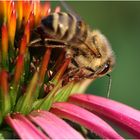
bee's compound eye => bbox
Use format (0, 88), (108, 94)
(99, 63), (110, 75)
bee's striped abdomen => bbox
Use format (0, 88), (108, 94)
(40, 12), (88, 44)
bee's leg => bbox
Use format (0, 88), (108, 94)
(84, 66), (95, 79)
(28, 38), (44, 48)
(64, 66), (96, 83)
(44, 38), (69, 48)
(62, 67), (85, 85)
(28, 38), (69, 48)
(62, 68), (79, 85)
(62, 57), (84, 84)
(73, 69), (85, 81)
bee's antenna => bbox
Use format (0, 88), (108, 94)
(106, 74), (112, 98)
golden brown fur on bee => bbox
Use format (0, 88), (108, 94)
(65, 30), (115, 80)
(35, 12), (115, 80)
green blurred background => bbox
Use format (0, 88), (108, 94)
(51, 1), (140, 110)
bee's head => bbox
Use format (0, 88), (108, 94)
(89, 30), (115, 77)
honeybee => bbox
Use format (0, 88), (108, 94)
(28, 6), (115, 81)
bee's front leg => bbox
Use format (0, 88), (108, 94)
(62, 67), (85, 85)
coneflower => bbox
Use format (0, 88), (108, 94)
(0, 1), (140, 139)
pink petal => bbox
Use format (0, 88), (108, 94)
(5, 113), (48, 139)
(28, 110), (84, 139)
(68, 94), (140, 137)
(51, 102), (123, 139)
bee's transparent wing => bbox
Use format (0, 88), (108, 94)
(59, 0), (83, 21)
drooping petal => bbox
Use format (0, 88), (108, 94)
(68, 94), (140, 137)
(5, 113), (48, 139)
(51, 102), (123, 139)
(28, 110), (84, 139)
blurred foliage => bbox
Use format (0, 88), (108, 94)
(51, 1), (140, 110)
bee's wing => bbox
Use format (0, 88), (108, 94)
(59, 1), (83, 21)
(28, 38), (68, 48)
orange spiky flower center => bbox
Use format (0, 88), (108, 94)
(0, 1), (82, 117)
